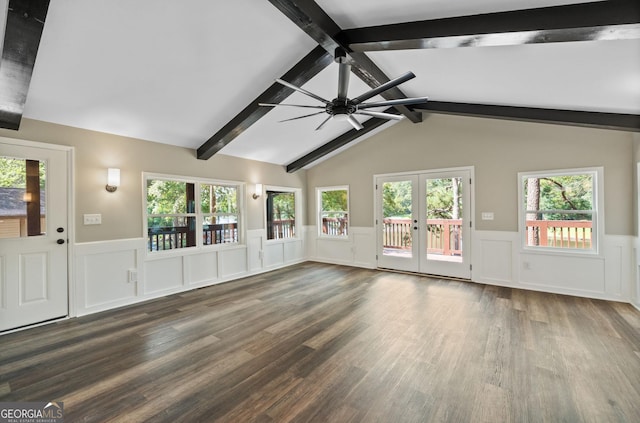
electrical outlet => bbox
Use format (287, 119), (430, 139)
(83, 214), (102, 225)
(128, 269), (138, 283)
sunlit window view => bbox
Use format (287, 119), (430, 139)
(267, 191), (296, 240)
(146, 178), (239, 252)
(0, 156), (46, 239)
(319, 187), (348, 237)
(523, 172), (595, 251)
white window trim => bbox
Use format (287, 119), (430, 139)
(317, 185), (350, 240)
(517, 167), (604, 256)
(264, 185), (302, 243)
(143, 172), (245, 256)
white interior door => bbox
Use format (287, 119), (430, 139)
(0, 141), (69, 332)
(376, 169), (472, 279)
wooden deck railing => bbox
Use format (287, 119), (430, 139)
(381, 218), (593, 254)
(322, 217), (348, 236)
(526, 220), (592, 248)
(148, 223), (238, 251)
(382, 218), (463, 256)
(269, 218), (295, 239)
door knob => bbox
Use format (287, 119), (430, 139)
(57, 239), (65, 245)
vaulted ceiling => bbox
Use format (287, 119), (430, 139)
(2, 0), (639, 171)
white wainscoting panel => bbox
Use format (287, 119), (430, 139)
(185, 251), (218, 287)
(473, 231), (518, 285)
(472, 230), (633, 302)
(284, 239), (304, 264)
(306, 226), (375, 269)
(264, 242), (285, 269)
(246, 229), (263, 272)
(145, 255), (184, 295)
(75, 238), (145, 315)
(219, 247), (248, 278)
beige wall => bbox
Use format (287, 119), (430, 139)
(0, 119), (306, 242)
(307, 114), (635, 235)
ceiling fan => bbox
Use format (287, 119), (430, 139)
(259, 49), (428, 131)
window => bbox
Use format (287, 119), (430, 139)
(318, 186), (349, 238)
(0, 157), (46, 238)
(519, 168), (601, 253)
(266, 189), (297, 240)
(145, 175), (241, 252)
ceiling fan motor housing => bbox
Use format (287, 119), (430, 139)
(326, 99), (357, 116)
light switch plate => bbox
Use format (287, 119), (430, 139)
(83, 214), (102, 225)
(481, 212), (494, 220)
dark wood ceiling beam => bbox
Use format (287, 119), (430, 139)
(415, 101), (640, 132)
(197, 46), (332, 160)
(267, 0), (421, 124)
(341, 0), (640, 52)
(0, 0), (50, 130)
(286, 108), (396, 173)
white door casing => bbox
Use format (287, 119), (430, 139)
(376, 167), (473, 279)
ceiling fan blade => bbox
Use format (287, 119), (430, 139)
(259, 103), (325, 109)
(347, 115), (364, 131)
(275, 78), (330, 104)
(315, 115), (332, 131)
(337, 62), (351, 100)
(279, 111), (326, 123)
(355, 110), (403, 120)
(357, 97), (429, 109)
(351, 72), (416, 105)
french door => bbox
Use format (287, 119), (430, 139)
(0, 140), (69, 332)
(376, 168), (472, 279)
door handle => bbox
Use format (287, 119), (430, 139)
(57, 239), (65, 245)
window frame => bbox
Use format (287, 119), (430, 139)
(517, 167), (603, 256)
(317, 185), (350, 240)
(264, 185), (301, 243)
(143, 173), (245, 256)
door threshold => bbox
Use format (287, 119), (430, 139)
(377, 267), (471, 282)
(0, 315), (69, 336)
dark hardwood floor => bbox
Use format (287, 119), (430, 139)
(1, 262), (640, 422)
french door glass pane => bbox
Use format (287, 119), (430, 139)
(381, 180), (413, 258)
(425, 177), (463, 263)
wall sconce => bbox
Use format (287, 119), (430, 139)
(23, 192), (33, 202)
(106, 168), (120, 193)
(252, 183), (263, 200)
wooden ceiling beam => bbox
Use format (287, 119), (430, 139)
(197, 46), (332, 160)
(415, 101), (640, 133)
(341, 0), (640, 52)
(0, 0), (50, 130)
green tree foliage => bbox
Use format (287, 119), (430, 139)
(382, 181), (411, 218)
(201, 184), (237, 214)
(147, 180), (188, 215)
(321, 189), (347, 212)
(270, 192), (295, 220)
(426, 178), (462, 219)
(524, 174), (593, 220)
(0, 157), (46, 188)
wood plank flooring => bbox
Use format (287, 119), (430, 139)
(1, 262), (640, 422)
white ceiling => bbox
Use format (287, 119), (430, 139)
(19, 0), (640, 168)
